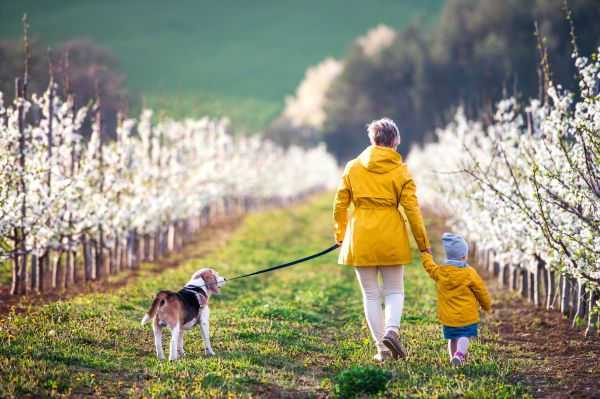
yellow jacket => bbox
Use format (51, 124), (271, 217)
(421, 253), (492, 327)
(333, 146), (430, 266)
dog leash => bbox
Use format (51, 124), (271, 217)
(187, 243), (340, 290)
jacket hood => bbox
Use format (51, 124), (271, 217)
(438, 266), (471, 290)
(357, 146), (402, 174)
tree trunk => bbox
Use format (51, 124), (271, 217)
(97, 235), (105, 278)
(65, 245), (71, 288)
(585, 290), (598, 337)
(115, 239), (122, 273)
(30, 254), (38, 291)
(83, 243), (92, 282)
(528, 270), (535, 303)
(11, 251), (20, 295)
(570, 278), (579, 318)
(498, 264), (509, 286)
(133, 233), (139, 266)
(71, 247), (77, 285)
(148, 232), (155, 262)
(546, 268), (556, 310)
(61, 245), (69, 289)
(127, 231), (134, 268)
(19, 253), (27, 294)
(167, 224), (174, 253)
(53, 250), (64, 290)
(543, 265), (549, 298)
(573, 282), (588, 328)
(43, 249), (53, 291)
(509, 266), (518, 291)
(108, 248), (114, 274)
(519, 267), (528, 297)
(90, 245), (96, 279)
(534, 262), (543, 307)
(158, 227), (165, 257)
(38, 252), (45, 292)
(497, 263), (503, 284)
(178, 223), (184, 249)
(203, 206), (210, 227)
(138, 235), (145, 263)
(172, 224), (178, 252)
(560, 275), (571, 316)
(121, 239), (127, 270)
(145, 234), (151, 260)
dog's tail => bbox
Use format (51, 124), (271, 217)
(141, 291), (170, 325)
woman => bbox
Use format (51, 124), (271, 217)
(333, 117), (431, 362)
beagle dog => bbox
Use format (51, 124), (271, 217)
(141, 268), (226, 361)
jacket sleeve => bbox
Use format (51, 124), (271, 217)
(333, 164), (353, 242)
(399, 166), (430, 251)
(470, 269), (492, 313)
(421, 253), (440, 282)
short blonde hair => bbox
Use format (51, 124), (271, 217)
(366, 118), (400, 147)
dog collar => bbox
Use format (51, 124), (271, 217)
(182, 285), (208, 297)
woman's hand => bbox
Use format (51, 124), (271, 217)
(337, 240), (343, 247)
(421, 248), (432, 255)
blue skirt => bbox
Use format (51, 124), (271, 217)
(443, 323), (478, 339)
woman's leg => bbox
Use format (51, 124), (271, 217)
(379, 265), (405, 335)
(354, 266), (386, 352)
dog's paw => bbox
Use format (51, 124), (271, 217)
(205, 348), (216, 356)
(169, 355), (178, 361)
(177, 351), (186, 358)
(157, 354), (166, 360)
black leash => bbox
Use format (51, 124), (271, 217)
(187, 243), (339, 290)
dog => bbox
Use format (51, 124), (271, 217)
(141, 268), (226, 361)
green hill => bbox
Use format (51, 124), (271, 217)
(0, 0), (445, 133)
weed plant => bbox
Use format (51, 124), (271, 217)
(0, 194), (532, 398)
(333, 366), (391, 398)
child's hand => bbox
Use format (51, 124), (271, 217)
(421, 249), (432, 256)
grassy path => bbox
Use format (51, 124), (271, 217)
(0, 193), (530, 398)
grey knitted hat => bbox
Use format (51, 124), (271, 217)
(442, 233), (469, 261)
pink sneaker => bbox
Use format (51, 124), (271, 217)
(451, 351), (465, 367)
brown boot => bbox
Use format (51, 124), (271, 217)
(382, 331), (406, 360)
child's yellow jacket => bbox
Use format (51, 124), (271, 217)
(421, 253), (492, 327)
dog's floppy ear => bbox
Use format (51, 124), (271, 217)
(201, 270), (220, 295)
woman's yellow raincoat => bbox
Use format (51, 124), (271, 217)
(333, 146), (430, 266)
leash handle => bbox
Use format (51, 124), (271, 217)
(196, 243), (340, 288)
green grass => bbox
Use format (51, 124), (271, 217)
(0, 193), (532, 398)
(0, 0), (446, 133)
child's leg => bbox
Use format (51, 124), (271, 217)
(456, 337), (470, 355)
(448, 339), (457, 358)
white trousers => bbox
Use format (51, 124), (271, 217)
(354, 265), (405, 352)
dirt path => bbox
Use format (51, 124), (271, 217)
(0, 214), (245, 316)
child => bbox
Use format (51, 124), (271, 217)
(421, 233), (492, 366)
